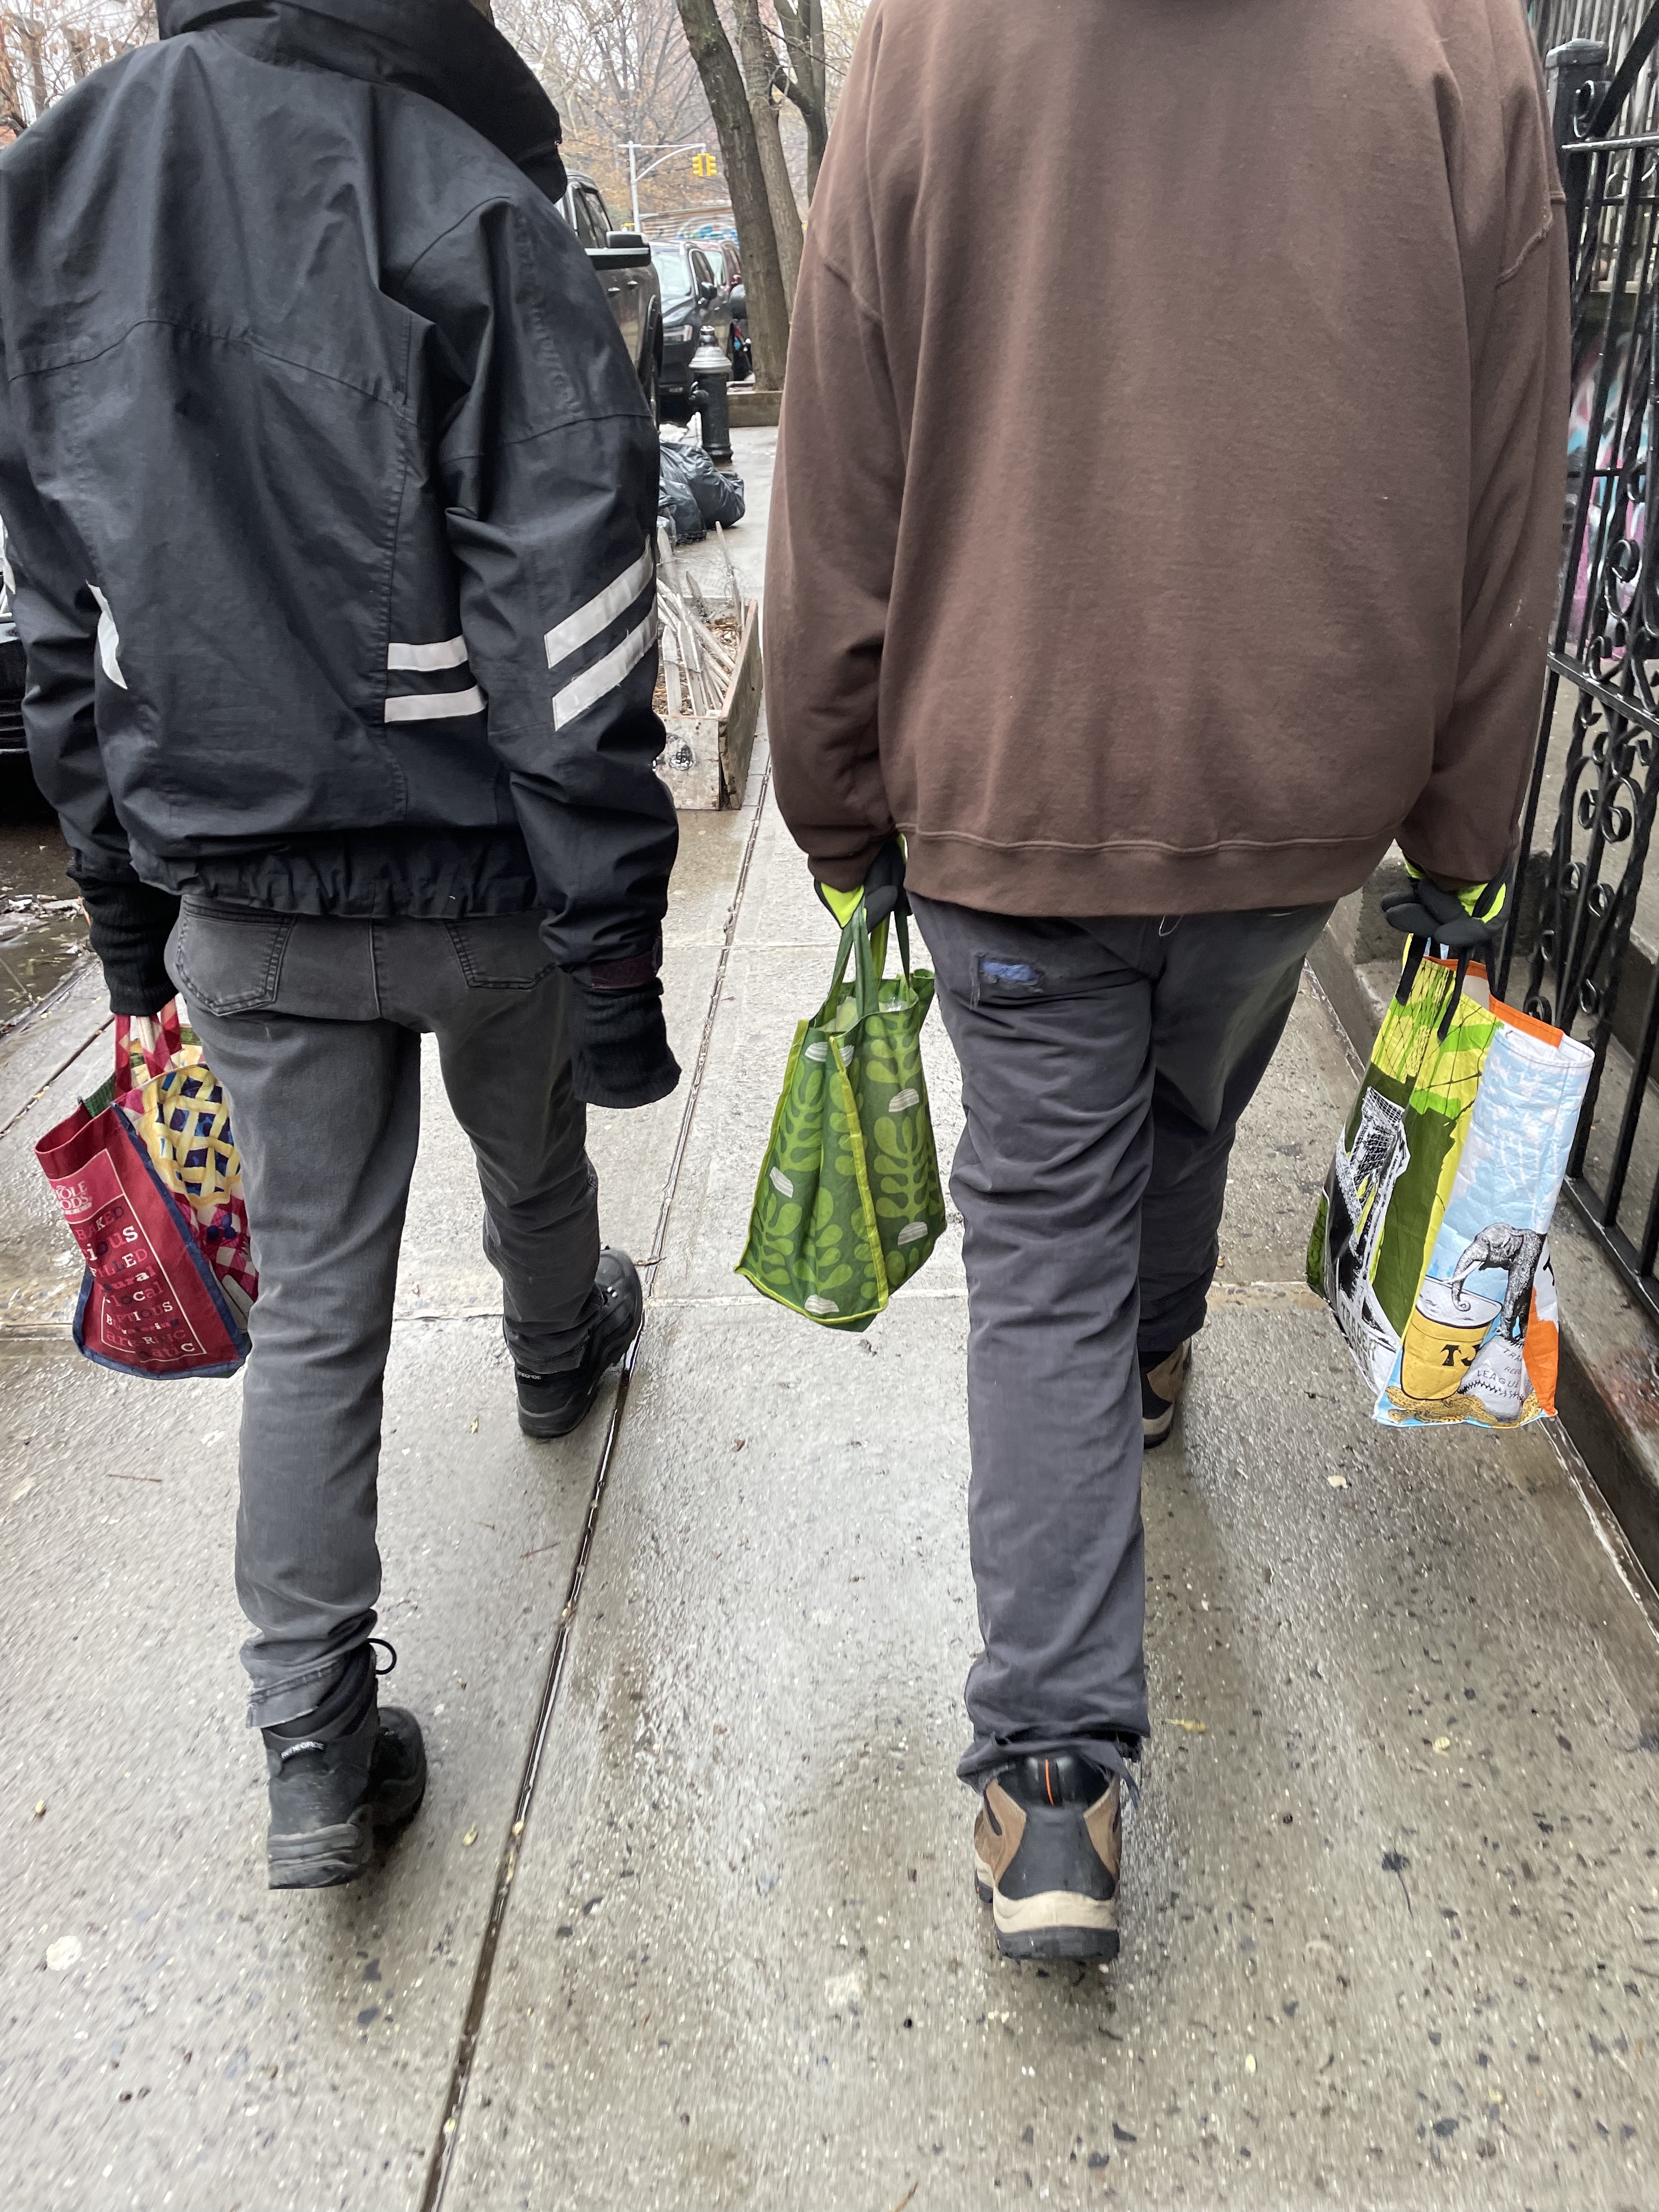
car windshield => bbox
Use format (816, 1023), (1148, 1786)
(654, 249), (692, 300)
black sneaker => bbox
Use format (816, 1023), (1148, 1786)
(516, 1248), (643, 1438)
(263, 1649), (426, 1890)
(1141, 1340), (1192, 1448)
(973, 1753), (1122, 1961)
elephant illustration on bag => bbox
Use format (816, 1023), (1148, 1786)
(1450, 1223), (1547, 1340)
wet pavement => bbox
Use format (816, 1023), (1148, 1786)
(0, 758), (86, 1033)
(4, 431), (1659, 2211)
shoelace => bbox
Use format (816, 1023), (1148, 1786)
(274, 1642), (396, 1762)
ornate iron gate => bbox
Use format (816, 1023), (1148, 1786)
(1494, 7), (1659, 1323)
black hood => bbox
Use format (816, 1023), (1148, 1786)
(155, 0), (566, 201)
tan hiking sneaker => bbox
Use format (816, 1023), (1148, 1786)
(973, 1753), (1121, 1961)
(1141, 1340), (1192, 1448)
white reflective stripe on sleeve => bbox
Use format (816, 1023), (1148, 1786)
(387, 636), (468, 672)
(551, 610), (658, 730)
(543, 544), (653, 670)
(89, 585), (127, 689)
(384, 686), (486, 723)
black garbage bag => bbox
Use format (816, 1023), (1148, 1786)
(658, 437), (746, 544)
(658, 440), (704, 543)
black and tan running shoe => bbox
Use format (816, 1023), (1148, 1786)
(973, 1753), (1121, 1961)
(1141, 1340), (1192, 1448)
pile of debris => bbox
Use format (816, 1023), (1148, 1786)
(654, 521), (744, 720)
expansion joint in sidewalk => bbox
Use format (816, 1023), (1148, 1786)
(418, 764), (774, 2212)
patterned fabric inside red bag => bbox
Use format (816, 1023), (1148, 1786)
(35, 997), (257, 1378)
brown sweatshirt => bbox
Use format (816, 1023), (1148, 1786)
(764, 0), (1570, 913)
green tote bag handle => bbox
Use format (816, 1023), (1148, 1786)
(818, 905), (915, 1031)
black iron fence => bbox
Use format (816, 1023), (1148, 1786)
(1495, 7), (1659, 1322)
(1531, 1), (1659, 129)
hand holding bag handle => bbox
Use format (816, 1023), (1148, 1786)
(1380, 867), (1509, 1038)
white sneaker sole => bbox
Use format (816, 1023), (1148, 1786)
(974, 1849), (1119, 1957)
(993, 1886), (1117, 1937)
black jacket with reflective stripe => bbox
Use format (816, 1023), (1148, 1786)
(0, 0), (675, 971)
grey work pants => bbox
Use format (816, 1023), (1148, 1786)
(909, 896), (1333, 1785)
(170, 904), (601, 1727)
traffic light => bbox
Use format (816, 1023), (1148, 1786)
(691, 151), (719, 178)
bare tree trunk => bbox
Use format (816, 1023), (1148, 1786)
(672, 0), (790, 386)
(776, 0), (828, 199)
(0, 27), (27, 137)
(12, 16), (47, 120)
(732, 0), (802, 308)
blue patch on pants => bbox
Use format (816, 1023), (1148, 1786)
(975, 956), (1045, 1002)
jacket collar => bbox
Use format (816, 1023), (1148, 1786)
(154, 0), (566, 202)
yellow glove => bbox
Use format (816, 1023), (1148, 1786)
(1401, 861), (1506, 925)
(813, 837), (907, 931)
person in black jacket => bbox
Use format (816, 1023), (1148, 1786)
(0, 0), (680, 1888)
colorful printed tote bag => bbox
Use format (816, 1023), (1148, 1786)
(1310, 950), (1592, 1429)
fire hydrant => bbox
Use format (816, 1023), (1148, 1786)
(689, 325), (733, 467)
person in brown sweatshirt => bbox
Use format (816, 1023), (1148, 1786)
(765, 0), (1568, 1960)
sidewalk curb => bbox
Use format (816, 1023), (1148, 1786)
(727, 388), (781, 428)
(1309, 889), (1659, 1596)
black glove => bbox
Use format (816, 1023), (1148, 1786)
(74, 874), (180, 1015)
(566, 978), (681, 1110)
(1379, 868), (1508, 1037)
(1378, 870), (1505, 955)
(814, 836), (908, 930)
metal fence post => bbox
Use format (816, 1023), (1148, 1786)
(1547, 40), (1611, 274)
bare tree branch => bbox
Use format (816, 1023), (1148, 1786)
(0, 1), (155, 138)
(732, 0), (800, 302)
(772, 0), (827, 196)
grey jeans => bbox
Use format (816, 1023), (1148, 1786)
(170, 904), (600, 1727)
(909, 895), (1334, 1785)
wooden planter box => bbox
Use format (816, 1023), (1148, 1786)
(654, 598), (762, 811)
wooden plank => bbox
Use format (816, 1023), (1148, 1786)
(654, 599), (762, 812)
(656, 708), (724, 810)
(717, 600), (762, 807)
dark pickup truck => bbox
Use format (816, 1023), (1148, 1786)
(556, 172), (663, 420)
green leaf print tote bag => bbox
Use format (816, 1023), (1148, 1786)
(736, 905), (948, 1331)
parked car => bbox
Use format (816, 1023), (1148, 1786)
(650, 240), (733, 420)
(555, 172), (663, 418)
(698, 242), (752, 380)
(0, 527), (28, 771)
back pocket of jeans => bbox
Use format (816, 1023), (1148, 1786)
(169, 902), (296, 1015)
(972, 954), (1049, 1005)
(444, 916), (557, 990)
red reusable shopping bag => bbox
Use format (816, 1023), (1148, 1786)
(34, 1001), (256, 1379)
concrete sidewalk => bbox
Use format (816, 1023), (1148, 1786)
(5, 432), (1659, 2211)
